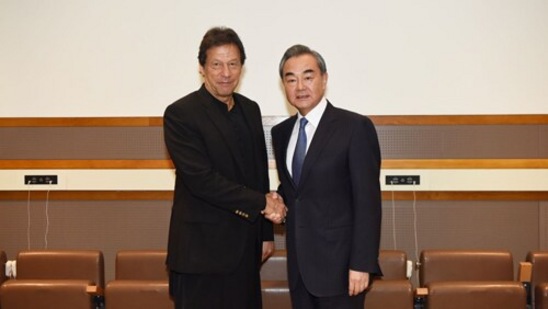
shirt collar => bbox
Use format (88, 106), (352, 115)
(297, 97), (327, 128)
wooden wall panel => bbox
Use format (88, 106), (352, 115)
(0, 115), (546, 283)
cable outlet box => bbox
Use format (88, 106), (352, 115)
(24, 175), (58, 185)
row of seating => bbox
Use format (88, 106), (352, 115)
(261, 249), (548, 309)
(0, 250), (171, 309)
(0, 249), (546, 308)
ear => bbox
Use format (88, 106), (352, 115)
(323, 72), (329, 87)
(199, 65), (205, 77)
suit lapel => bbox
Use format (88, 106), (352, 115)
(277, 115), (298, 188)
(299, 103), (338, 186)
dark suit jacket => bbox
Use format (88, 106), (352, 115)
(163, 84), (273, 274)
(271, 102), (382, 297)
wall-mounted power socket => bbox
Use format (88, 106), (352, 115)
(385, 175), (420, 185)
(24, 175), (58, 185)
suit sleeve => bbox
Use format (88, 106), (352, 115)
(163, 103), (266, 222)
(348, 117), (382, 275)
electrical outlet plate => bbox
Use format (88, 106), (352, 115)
(24, 175), (58, 185)
(385, 175), (420, 185)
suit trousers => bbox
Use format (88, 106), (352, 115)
(169, 236), (262, 309)
(290, 271), (365, 309)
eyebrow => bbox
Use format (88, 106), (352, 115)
(210, 57), (241, 64)
(283, 69), (315, 78)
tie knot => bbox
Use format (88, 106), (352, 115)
(299, 117), (308, 129)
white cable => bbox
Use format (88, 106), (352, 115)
(44, 181), (51, 249)
(26, 181), (32, 250)
(390, 181), (397, 250)
(412, 181), (420, 265)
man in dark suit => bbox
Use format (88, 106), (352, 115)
(163, 27), (286, 309)
(271, 44), (382, 309)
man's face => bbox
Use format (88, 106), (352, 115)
(281, 54), (328, 116)
(199, 44), (242, 104)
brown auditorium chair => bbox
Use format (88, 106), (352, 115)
(426, 281), (526, 309)
(419, 249), (514, 286)
(261, 250), (291, 309)
(538, 285), (548, 309)
(261, 250), (414, 309)
(365, 250), (414, 309)
(0, 250), (7, 284)
(419, 249), (526, 309)
(0, 250), (104, 309)
(526, 251), (548, 309)
(105, 250), (173, 309)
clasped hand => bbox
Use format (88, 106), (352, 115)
(262, 192), (287, 224)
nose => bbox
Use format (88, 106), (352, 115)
(220, 64), (231, 77)
(296, 78), (305, 90)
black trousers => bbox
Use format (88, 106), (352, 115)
(169, 239), (262, 309)
(290, 271), (366, 309)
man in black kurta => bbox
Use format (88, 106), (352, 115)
(163, 27), (285, 309)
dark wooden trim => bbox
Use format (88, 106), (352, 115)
(382, 191), (548, 201)
(0, 191), (174, 200)
(0, 117), (162, 127)
(369, 114), (548, 125)
(1, 115), (547, 127)
(0, 160), (174, 169)
(2, 159), (548, 169)
(1, 190), (546, 201)
(381, 159), (548, 169)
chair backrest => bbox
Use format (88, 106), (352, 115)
(536, 283), (548, 309)
(261, 250), (408, 282)
(260, 250), (287, 281)
(378, 250), (407, 280)
(0, 279), (97, 309)
(115, 250), (168, 280)
(527, 251), (548, 287)
(0, 250), (7, 283)
(16, 250), (104, 288)
(419, 249), (514, 286)
(426, 281), (526, 309)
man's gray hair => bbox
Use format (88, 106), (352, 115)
(278, 44), (327, 78)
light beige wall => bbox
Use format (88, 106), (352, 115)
(1, 0), (548, 117)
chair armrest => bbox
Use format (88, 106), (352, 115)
(415, 287), (429, 297)
(86, 285), (103, 296)
(519, 262), (532, 283)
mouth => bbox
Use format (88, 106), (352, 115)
(218, 80), (233, 86)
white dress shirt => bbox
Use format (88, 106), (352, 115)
(286, 98), (328, 177)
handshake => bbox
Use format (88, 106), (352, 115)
(262, 192), (287, 224)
